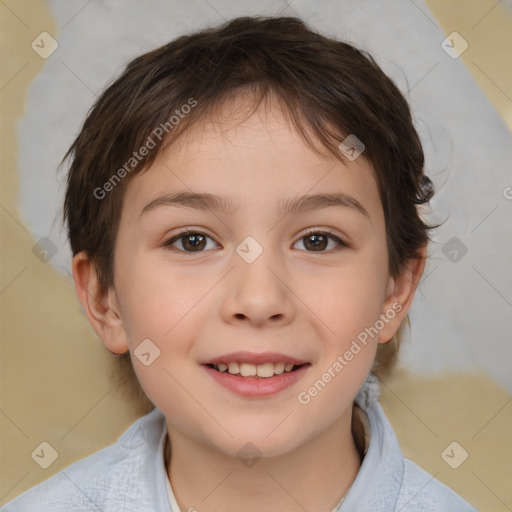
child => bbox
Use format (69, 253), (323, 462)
(1, 15), (478, 512)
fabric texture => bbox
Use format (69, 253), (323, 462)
(0, 374), (479, 511)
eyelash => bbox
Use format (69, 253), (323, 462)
(162, 228), (351, 253)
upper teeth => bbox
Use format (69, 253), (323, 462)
(215, 362), (296, 378)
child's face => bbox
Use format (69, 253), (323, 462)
(102, 97), (405, 456)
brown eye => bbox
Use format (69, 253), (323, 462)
(164, 231), (216, 252)
(294, 231), (349, 252)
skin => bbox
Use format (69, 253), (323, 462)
(73, 94), (426, 512)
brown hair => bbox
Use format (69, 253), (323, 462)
(62, 15), (439, 411)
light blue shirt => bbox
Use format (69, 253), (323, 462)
(0, 374), (479, 511)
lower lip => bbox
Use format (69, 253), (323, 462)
(202, 364), (310, 397)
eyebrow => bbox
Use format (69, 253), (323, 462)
(139, 191), (370, 219)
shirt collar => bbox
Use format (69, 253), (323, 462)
(338, 373), (404, 511)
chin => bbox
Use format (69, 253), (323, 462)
(211, 419), (311, 459)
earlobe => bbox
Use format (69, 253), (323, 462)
(71, 251), (129, 354)
(377, 244), (427, 343)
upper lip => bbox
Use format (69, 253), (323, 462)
(202, 351), (309, 366)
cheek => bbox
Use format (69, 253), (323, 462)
(116, 252), (211, 342)
(311, 261), (387, 340)
(294, 270), (383, 420)
(115, 255), (214, 402)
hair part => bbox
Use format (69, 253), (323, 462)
(62, 15), (440, 409)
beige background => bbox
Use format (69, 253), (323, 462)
(1, 1), (511, 510)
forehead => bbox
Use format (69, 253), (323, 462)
(122, 95), (384, 226)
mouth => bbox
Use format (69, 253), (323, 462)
(201, 361), (311, 399)
(200, 352), (312, 397)
(204, 361), (309, 379)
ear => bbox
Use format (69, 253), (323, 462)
(71, 251), (129, 354)
(377, 244), (427, 343)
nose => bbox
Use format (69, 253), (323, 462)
(219, 250), (296, 328)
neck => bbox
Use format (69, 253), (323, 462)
(165, 405), (362, 512)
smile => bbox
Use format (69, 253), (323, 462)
(207, 361), (304, 378)
(202, 362), (311, 397)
